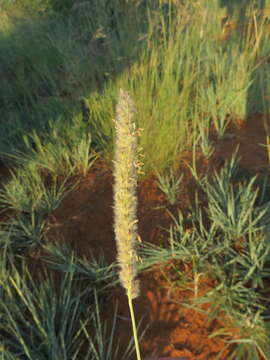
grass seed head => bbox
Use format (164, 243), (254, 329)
(113, 88), (140, 299)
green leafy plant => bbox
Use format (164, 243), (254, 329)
(43, 244), (118, 291)
(5, 115), (98, 178)
(0, 166), (71, 215)
(204, 154), (269, 240)
(196, 118), (214, 159)
(199, 47), (254, 138)
(0, 213), (45, 250)
(231, 230), (270, 288)
(0, 263), (91, 359)
(155, 169), (183, 205)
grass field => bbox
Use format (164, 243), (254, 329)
(1, 0), (270, 359)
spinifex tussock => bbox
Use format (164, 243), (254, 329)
(113, 88), (142, 360)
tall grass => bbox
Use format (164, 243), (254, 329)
(113, 89), (141, 360)
(86, 0), (268, 170)
(1, 0), (269, 173)
(88, 3), (204, 170)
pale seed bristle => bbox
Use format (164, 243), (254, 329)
(113, 88), (140, 300)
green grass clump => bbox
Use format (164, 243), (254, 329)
(0, 260), (91, 359)
(0, 254), (136, 360)
(140, 154), (270, 359)
(0, 166), (69, 214)
(155, 168), (183, 206)
(0, 163), (71, 251)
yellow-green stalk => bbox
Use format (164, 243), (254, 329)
(113, 89), (142, 360)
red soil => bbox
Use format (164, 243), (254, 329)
(46, 166), (236, 359)
(2, 115), (268, 359)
